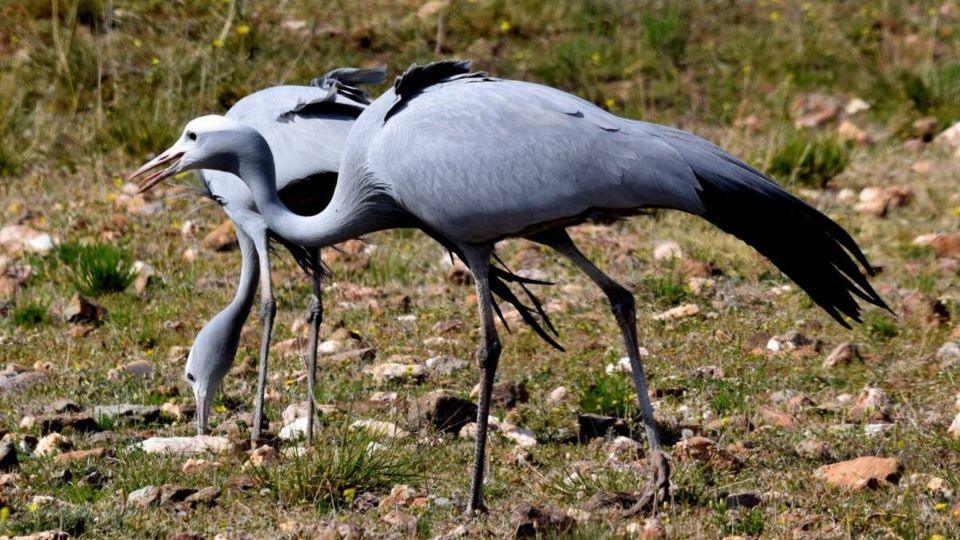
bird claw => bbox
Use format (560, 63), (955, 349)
(623, 450), (670, 517)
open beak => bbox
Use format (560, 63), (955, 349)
(129, 145), (186, 194)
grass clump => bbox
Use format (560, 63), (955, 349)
(767, 130), (849, 188)
(11, 300), (48, 327)
(260, 419), (421, 507)
(58, 243), (136, 296)
(577, 370), (637, 419)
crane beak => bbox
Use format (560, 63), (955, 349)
(129, 147), (186, 194)
(193, 387), (211, 436)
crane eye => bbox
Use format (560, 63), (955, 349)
(187, 131), (197, 141)
(186, 373), (195, 382)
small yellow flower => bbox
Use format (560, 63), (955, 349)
(150, 56), (159, 65)
(0, 506), (8, 522)
(285, 379), (295, 386)
(343, 488), (356, 502)
(28, 501), (39, 513)
(604, 98), (615, 109)
(212, 38), (224, 48)
(952, 206), (960, 217)
(214, 404), (226, 414)
(106, 192), (117, 202)
(133, 38), (142, 48)
(235, 24), (250, 36)
(112, 177), (123, 188)
(934, 502), (947, 511)
(930, 535), (946, 540)
(591, 51), (602, 64)
(499, 20), (512, 33)
(770, 10), (781, 21)
(514, 51), (525, 61)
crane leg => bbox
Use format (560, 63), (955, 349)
(304, 250), (323, 446)
(533, 229), (670, 514)
(462, 244), (500, 514)
(252, 246), (276, 449)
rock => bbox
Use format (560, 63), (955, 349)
(94, 404), (161, 425)
(758, 407), (794, 428)
(547, 386), (571, 406)
(132, 261), (161, 295)
(64, 293), (106, 324)
(937, 341), (960, 366)
(365, 362), (427, 385)
(854, 186), (913, 217)
(937, 121), (960, 147)
(845, 97), (870, 115)
(140, 436), (235, 455)
(168, 346), (190, 363)
(814, 457), (902, 489)
(503, 446), (533, 466)
(948, 412), (960, 439)
(914, 117), (939, 139)
(578, 413), (620, 440)
(407, 390), (477, 433)
(0, 441), (18, 471)
(458, 417), (503, 440)
(469, 380), (529, 409)
(922, 233), (960, 258)
(38, 413), (99, 434)
(786, 394), (816, 413)
(161, 401), (194, 421)
(823, 342), (862, 369)
(55, 447), (107, 463)
(724, 492), (762, 509)
(652, 303), (700, 322)
(160, 484), (198, 505)
(223, 474), (258, 493)
(0, 224), (54, 254)
(907, 473), (954, 500)
(202, 220), (238, 251)
(128, 485), (161, 509)
(50, 399), (82, 413)
(674, 436), (742, 472)
(107, 361), (153, 382)
(244, 445), (278, 469)
(847, 385), (894, 423)
(503, 425), (537, 448)
(690, 365), (725, 380)
(0, 369), (48, 392)
(184, 486), (221, 506)
(653, 240), (684, 261)
(792, 93), (844, 128)
(379, 484), (418, 512)
(795, 438), (831, 459)
(381, 508), (417, 532)
(837, 120), (871, 146)
(182, 458), (220, 475)
(425, 355), (467, 375)
(604, 436), (644, 465)
(350, 419), (411, 439)
(18, 434), (37, 454)
(582, 490), (640, 511)
(440, 252), (471, 285)
(278, 416), (320, 441)
(510, 503), (577, 537)
(766, 331), (814, 353)
(35, 432), (71, 456)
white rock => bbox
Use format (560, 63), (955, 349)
(0, 225), (55, 254)
(604, 349), (649, 374)
(547, 386), (570, 406)
(139, 435), (234, 455)
(317, 339), (344, 355)
(279, 416), (321, 441)
(845, 97), (870, 115)
(652, 303), (700, 322)
(34, 433), (67, 456)
(864, 423), (894, 436)
(653, 240), (684, 261)
(502, 426), (537, 447)
(396, 314), (418, 323)
(949, 412), (960, 439)
(937, 121), (960, 147)
(350, 419), (411, 439)
(937, 341), (960, 365)
(365, 362), (427, 385)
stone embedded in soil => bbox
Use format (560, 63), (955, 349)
(128, 485), (161, 508)
(107, 360), (153, 382)
(50, 399), (81, 413)
(758, 407), (794, 428)
(652, 303), (700, 322)
(55, 447), (108, 463)
(503, 425), (537, 448)
(181, 458), (220, 475)
(424, 354), (468, 375)
(350, 419), (411, 439)
(0, 224), (54, 254)
(38, 413), (99, 434)
(0, 441), (18, 471)
(937, 341), (960, 366)
(406, 389), (477, 434)
(35, 432), (71, 456)
(547, 386), (571, 406)
(846, 385), (894, 423)
(244, 445), (278, 469)
(503, 445), (534, 466)
(652, 240), (684, 261)
(139, 435), (234, 456)
(854, 186), (913, 217)
(365, 362), (427, 385)
(94, 404), (161, 425)
(724, 492), (762, 509)
(381, 509), (417, 533)
(0, 369), (48, 392)
(814, 456), (902, 489)
(577, 413), (622, 441)
(64, 293), (106, 324)
(510, 503), (577, 538)
(202, 219), (238, 252)
(948, 412), (960, 439)
(469, 379), (529, 409)
(795, 438), (831, 460)
(674, 436), (742, 472)
(184, 486), (221, 506)
(582, 490), (640, 512)
(132, 260), (161, 295)
(822, 342), (862, 369)
(379, 484), (418, 512)
(278, 416), (321, 441)
(160, 484), (198, 506)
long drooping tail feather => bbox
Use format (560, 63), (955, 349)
(653, 128), (890, 326)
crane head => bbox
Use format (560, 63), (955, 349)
(130, 115), (256, 193)
(184, 303), (240, 435)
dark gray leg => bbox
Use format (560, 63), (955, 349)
(305, 250), (323, 446)
(534, 229), (669, 512)
(252, 245), (276, 448)
(461, 244), (501, 514)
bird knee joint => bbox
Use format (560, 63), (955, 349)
(260, 300), (277, 321)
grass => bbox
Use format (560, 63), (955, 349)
(57, 242), (136, 297)
(1, 0), (960, 537)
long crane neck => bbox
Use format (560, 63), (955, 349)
(238, 135), (389, 248)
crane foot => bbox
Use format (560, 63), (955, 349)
(623, 450), (670, 517)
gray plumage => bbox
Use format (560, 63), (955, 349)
(133, 60), (888, 513)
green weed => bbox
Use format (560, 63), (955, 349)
(767, 130), (849, 188)
(10, 300), (48, 327)
(58, 242), (136, 296)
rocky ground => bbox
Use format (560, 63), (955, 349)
(3, 1), (960, 538)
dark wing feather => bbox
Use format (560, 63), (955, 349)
(384, 60), (489, 122)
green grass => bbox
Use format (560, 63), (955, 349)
(767, 130), (850, 188)
(11, 300), (48, 327)
(57, 242), (136, 297)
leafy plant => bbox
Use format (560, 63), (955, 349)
(767, 130), (849, 188)
(58, 243), (136, 296)
(641, 10), (688, 67)
(11, 300), (48, 327)
(578, 370), (637, 419)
